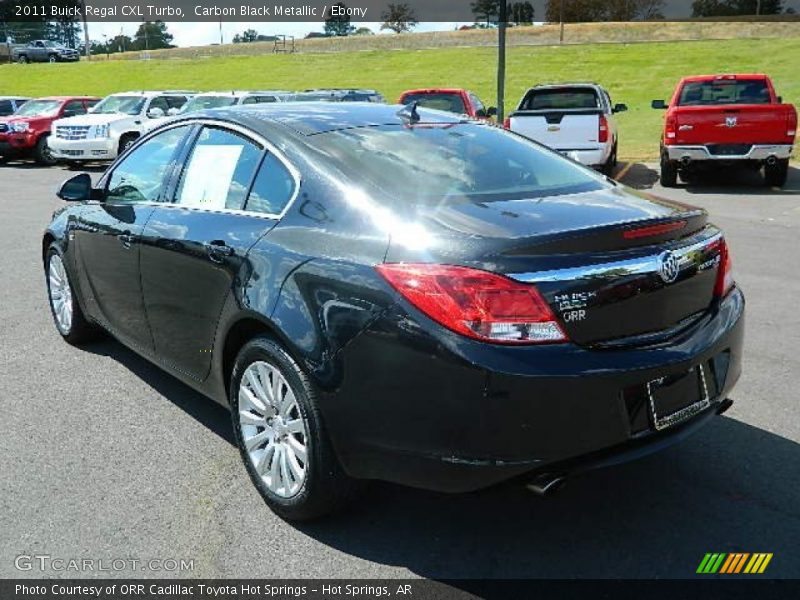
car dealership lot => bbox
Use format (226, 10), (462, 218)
(1, 163), (799, 579)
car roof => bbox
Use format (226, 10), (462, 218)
(194, 90), (293, 97)
(35, 96), (100, 101)
(0, 96), (31, 100)
(401, 88), (468, 95)
(528, 83), (603, 90)
(109, 91), (196, 97)
(679, 74), (768, 83)
(191, 102), (466, 136)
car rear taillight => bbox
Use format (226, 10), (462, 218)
(787, 110), (797, 139)
(598, 114), (609, 143)
(714, 239), (734, 298)
(376, 264), (567, 344)
(503, 116), (511, 129)
(664, 114), (677, 143)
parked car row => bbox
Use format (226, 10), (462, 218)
(2, 73), (795, 187)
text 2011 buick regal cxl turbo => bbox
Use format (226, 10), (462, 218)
(43, 103), (744, 520)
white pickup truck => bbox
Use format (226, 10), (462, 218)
(48, 91), (193, 165)
(506, 83), (627, 175)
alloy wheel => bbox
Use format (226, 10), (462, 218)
(48, 254), (73, 334)
(238, 361), (309, 498)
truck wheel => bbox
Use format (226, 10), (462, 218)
(48, 54), (58, 63)
(660, 154), (678, 188)
(17, 55), (28, 64)
(601, 143), (618, 176)
(118, 134), (138, 155)
(35, 135), (57, 166)
(764, 159), (789, 187)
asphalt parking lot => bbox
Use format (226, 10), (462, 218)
(1, 161), (799, 580)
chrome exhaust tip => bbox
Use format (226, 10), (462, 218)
(526, 473), (567, 496)
(680, 156), (692, 167)
(717, 398), (734, 415)
(765, 155), (778, 167)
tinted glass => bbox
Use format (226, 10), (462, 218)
(314, 123), (606, 204)
(401, 93), (466, 114)
(62, 100), (86, 117)
(176, 127), (263, 211)
(14, 100), (60, 117)
(521, 89), (600, 110)
(0, 101), (13, 116)
(182, 96), (237, 112)
(93, 95), (145, 115)
(148, 97), (169, 115)
(678, 80), (770, 105)
(246, 154), (296, 215)
(106, 126), (188, 204)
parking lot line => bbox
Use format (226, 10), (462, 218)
(614, 161), (634, 182)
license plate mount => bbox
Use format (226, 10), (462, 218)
(647, 365), (710, 431)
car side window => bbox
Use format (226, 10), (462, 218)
(166, 96), (187, 110)
(175, 127), (263, 211)
(148, 97), (169, 116)
(470, 93), (485, 113)
(245, 153), (296, 216)
(106, 126), (189, 205)
(0, 100), (13, 116)
(62, 100), (86, 117)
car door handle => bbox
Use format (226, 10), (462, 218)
(118, 233), (135, 249)
(204, 241), (235, 262)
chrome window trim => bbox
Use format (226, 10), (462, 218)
(509, 231), (722, 284)
(102, 117), (301, 221)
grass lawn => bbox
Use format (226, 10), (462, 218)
(2, 36), (798, 159)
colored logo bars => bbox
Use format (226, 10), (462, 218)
(697, 553), (773, 574)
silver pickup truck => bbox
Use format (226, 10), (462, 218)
(12, 40), (80, 63)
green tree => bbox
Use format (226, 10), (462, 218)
(354, 27), (375, 35)
(509, 1), (535, 24)
(324, 3), (356, 36)
(233, 29), (260, 43)
(692, 0), (783, 15)
(380, 3), (419, 33)
(471, 0), (500, 25)
(132, 21), (174, 51)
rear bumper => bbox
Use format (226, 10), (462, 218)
(48, 136), (116, 161)
(665, 144), (793, 161)
(324, 288), (745, 492)
(556, 146), (610, 168)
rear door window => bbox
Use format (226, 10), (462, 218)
(62, 100), (87, 117)
(0, 100), (13, 116)
(245, 154), (297, 216)
(678, 80), (770, 105)
(175, 127), (263, 211)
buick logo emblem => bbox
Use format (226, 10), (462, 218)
(658, 251), (680, 284)
(725, 116), (738, 128)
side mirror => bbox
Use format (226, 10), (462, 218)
(166, 107), (181, 116)
(777, 96), (783, 103)
(57, 173), (93, 202)
(613, 103), (628, 113)
(475, 108), (487, 118)
(651, 100), (667, 110)
(146, 107), (165, 119)
(486, 106), (498, 117)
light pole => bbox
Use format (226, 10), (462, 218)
(559, 0), (565, 44)
(497, 0), (507, 123)
(81, 0), (90, 59)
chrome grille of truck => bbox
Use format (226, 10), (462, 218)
(56, 125), (91, 140)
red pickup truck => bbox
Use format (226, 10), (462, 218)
(398, 88), (496, 120)
(653, 74), (796, 187)
(0, 96), (99, 165)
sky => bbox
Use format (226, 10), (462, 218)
(87, 22), (467, 46)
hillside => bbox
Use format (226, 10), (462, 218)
(2, 34), (798, 159)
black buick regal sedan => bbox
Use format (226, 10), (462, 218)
(44, 103), (744, 520)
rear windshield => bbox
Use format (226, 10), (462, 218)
(678, 80), (771, 105)
(401, 93), (467, 115)
(92, 95), (145, 115)
(521, 89), (600, 110)
(14, 99), (61, 117)
(313, 123), (606, 204)
(182, 96), (238, 112)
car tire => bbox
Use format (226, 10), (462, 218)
(45, 244), (97, 345)
(17, 55), (28, 64)
(601, 143), (618, 176)
(48, 54), (57, 63)
(230, 336), (362, 521)
(118, 134), (138, 156)
(65, 161), (83, 170)
(660, 153), (678, 188)
(34, 135), (57, 165)
(764, 159), (789, 187)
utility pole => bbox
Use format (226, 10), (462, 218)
(497, 0), (507, 124)
(219, 20), (224, 44)
(81, 0), (90, 59)
(756, 0), (762, 15)
(559, 0), (565, 44)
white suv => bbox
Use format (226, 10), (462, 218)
(48, 91), (193, 164)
